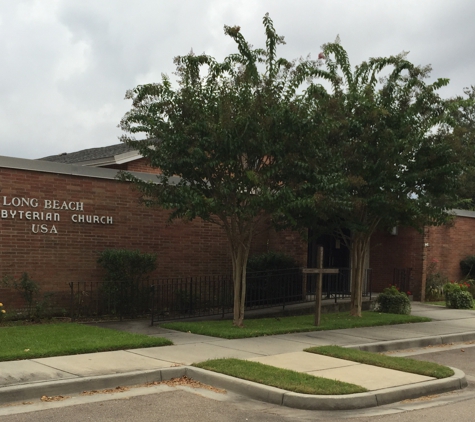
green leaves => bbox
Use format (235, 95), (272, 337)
(311, 44), (466, 235)
(119, 15), (341, 233)
(119, 15), (349, 324)
(97, 249), (157, 284)
(119, 15), (470, 319)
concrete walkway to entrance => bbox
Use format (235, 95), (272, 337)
(0, 302), (474, 410)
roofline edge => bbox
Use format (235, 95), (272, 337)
(0, 155), (178, 184)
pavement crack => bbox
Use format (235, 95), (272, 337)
(26, 361), (79, 378)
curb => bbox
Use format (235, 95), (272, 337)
(0, 367), (186, 406)
(346, 331), (475, 353)
(186, 366), (467, 411)
(0, 364), (466, 411)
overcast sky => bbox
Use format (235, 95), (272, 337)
(1, 0), (474, 160)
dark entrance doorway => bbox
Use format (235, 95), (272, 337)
(307, 230), (350, 296)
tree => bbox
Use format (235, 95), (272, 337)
(446, 86), (475, 209)
(302, 43), (467, 315)
(119, 15), (340, 326)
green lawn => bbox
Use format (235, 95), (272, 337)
(161, 312), (430, 339)
(425, 301), (446, 307)
(193, 346), (454, 395)
(194, 358), (367, 395)
(0, 323), (172, 362)
(306, 346), (454, 379)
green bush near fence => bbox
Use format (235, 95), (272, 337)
(97, 249), (157, 317)
(1, 273), (59, 321)
(98, 249), (157, 284)
(444, 282), (474, 309)
(247, 251), (299, 272)
(246, 251), (301, 305)
(374, 285), (411, 315)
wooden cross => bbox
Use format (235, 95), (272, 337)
(302, 246), (339, 326)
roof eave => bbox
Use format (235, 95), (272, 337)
(78, 151), (143, 167)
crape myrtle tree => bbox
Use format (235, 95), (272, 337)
(119, 15), (342, 327)
(446, 86), (475, 209)
(304, 43), (467, 316)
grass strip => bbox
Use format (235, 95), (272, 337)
(425, 301), (445, 307)
(161, 312), (430, 339)
(0, 323), (172, 362)
(305, 345), (454, 379)
(426, 301), (475, 309)
(194, 358), (367, 395)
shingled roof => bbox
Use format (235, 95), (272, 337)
(39, 143), (141, 166)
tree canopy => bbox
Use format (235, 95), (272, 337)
(119, 15), (342, 326)
(446, 86), (475, 209)
(296, 43), (468, 313)
(119, 15), (470, 321)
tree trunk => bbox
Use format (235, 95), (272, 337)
(226, 220), (253, 328)
(349, 232), (370, 317)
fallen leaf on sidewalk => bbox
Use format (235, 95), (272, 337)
(81, 386), (130, 396)
(40, 395), (70, 402)
(401, 393), (440, 403)
(145, 376), (226, 394)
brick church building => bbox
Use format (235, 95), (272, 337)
(1, 143), (474, 306)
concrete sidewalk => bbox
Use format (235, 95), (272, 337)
(1, 302), (474, 410)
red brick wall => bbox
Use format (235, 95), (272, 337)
(12, 156), (475, 307)
(370, 227), (424, 299)
(425, 217), (475, 283)
(266, 227), (308, 267)
(0, 165), (306, 309)
(370, 215), (475, 300)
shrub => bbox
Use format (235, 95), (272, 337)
(247, 251), (299, 272)
(97, 249), (157, 284)
(460, 256), (475, 278)
(246, 252), (301, 305)
(425, 260), (448, 301)
(1, 273), (56, 320)
(444, 281), (474, 309)
(449, 291), (473, 309)
(97, 249), (157, 317)
(466, 279), (475, 297)
(375, 285), (411, 315)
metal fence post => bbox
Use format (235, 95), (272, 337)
(369, 269), (372, 300)
(282, 274), (286, 312)
(221, 277), (226, 318)
(69, 282), (74, 321)
(119, 282), (123, 322)
(189, 277), (193, 315)
(150, 285), (155, 326)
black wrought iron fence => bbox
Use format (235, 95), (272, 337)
(393, 268), (412, 294)
(245, 267), (303, 308)
(69, 280), (153, 321)
(365, 268), (373, 298)
(70, 267), (372, 323)
(150, 270), (305, 323)
(305, 268), (372, 301)
(150, 267), (372, 323)
(150, 275), (234, 323)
